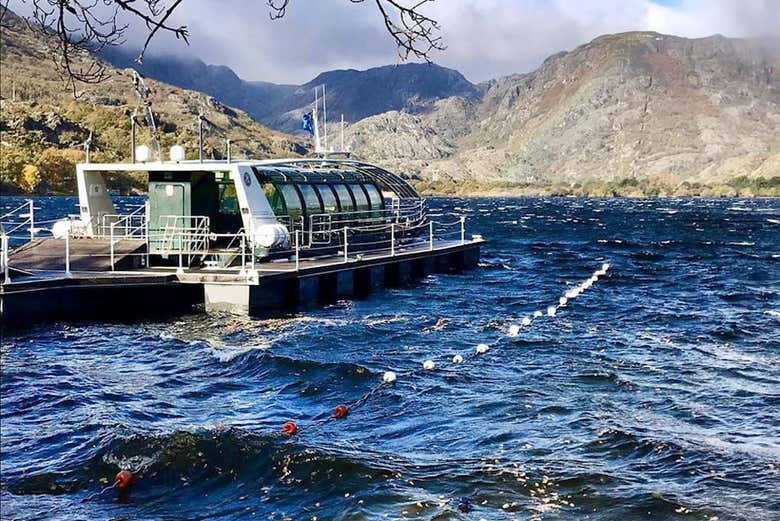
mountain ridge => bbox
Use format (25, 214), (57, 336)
(344, 30), (780, 195)
(102, 48), (482, 133)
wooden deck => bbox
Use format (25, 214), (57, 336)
(8, 238), (146, 273)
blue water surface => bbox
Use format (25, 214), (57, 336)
(1, 196), (779, 520)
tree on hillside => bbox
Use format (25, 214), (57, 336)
(1, 0), (443, 92)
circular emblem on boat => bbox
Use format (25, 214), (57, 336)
(243, 172), (252, 187)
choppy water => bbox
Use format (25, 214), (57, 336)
(1, 196), (779, 521)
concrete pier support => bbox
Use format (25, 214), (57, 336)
(463, 247), (480, 269)
(354, 265), (385, 296)
(204, 284), (250, 314)
(297, 276), (318, 307)
(385, 260), (413, 287)
(205, 278), (299, 315)
(317, 273), (337, 303)
(413, 256), (435, 278)
(336, 270), (354, 299)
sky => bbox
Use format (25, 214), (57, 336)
(9, 0), (780, 84)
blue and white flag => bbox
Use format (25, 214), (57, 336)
(301, 112), (315, 135)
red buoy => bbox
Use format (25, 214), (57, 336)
(114, 470), (134, 490)
(281, 421), (298, 436)
(215, 423), (227, 432)
(334, 404), (349, 419)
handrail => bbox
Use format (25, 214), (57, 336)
(99, 205), (146, 238)
(0, 200), (36, 242)
(0, 199), (471, 277)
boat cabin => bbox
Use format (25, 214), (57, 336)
(75, 158), (425, 265)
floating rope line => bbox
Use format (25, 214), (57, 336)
(282, 262), (612, 436)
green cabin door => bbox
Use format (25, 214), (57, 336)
(149, 182), (189, 253)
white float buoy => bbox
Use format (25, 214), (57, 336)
(508, 324), (520, 337)
(602, 263), (610, 271)
(521, 317), (532, 326)
(452, 354), (464, 363)
(382, 371), (397, 384)
(423, 360), (435, 370)
(547, 306), (557, 317)
(476, 343), (490, 354)
(533, 310), (543, 318)
(559, 296), (568, 306)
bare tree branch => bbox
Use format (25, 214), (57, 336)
(268, 0), (445, 62)
(11, 0), (442, 94)
(13, 0), (188, 94)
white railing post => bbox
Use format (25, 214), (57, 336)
(391, 223), (395, 257)
(2, 234), (10, 284)
(240, 235), (246, 273)
(178, 230), (184, 274)
(343, 226), (348, 263)
(295, 230), (300, 271)
(460, 216), (466, 245)
(110, 222), (116, 271)
(65, 232), (71, 277)
(429, 221), (434, 251)
(28, 199), (34, 241)
(144, 201), (150, 268)
(249, 219), (255, 272)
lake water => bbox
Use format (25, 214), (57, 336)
(1, 196), (779, 520)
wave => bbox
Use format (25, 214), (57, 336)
(5, 429), (397, 498)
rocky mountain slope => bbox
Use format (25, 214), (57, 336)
(346, 32), (780, 195)
(103, 48), (482, 134)
(0, 10), (307, 194)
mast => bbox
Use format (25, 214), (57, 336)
(132, 71), (161, 161)
(313, 87), (322, 154)
(323, 84), (328, 151)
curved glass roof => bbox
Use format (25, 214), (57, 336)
(252, 167), (374, 185)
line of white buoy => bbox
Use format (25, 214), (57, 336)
(380, 262), (611, 385)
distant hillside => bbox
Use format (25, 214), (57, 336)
(0, 10), (307, 195)
(345, 32), (780, 196)
(103, 48), (483, 133)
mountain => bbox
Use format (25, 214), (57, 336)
(103, 49), (483, 133)
(346, 32), (780, 196)
(0, 10), (307, 194)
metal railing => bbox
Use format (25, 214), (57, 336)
(1, 201), (472, 282)
(100, 204), (147, 239)
(0, 200), (37, 242)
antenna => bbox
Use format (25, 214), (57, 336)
(84, 130), (93, 163)
(198, 113), (205, 163)
(132, 70), (161, 161)
(130, 111), (137, 162)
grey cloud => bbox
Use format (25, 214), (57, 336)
(8, 0), (780, 84)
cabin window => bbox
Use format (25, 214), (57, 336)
(364, 184), (384, 210)
(315, 184), (338, 213)
(219, 184), (239, 215)
(332, 184), (355, 212)
(298, 184), (323, 215)
(264, 183), (286, 215)
(279, 184), (303, 218)
(349, 184), (370, 212)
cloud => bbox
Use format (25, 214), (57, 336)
(8, 0), (780, 83)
